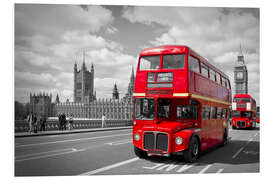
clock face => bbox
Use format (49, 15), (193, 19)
(236, 72), (244, 79)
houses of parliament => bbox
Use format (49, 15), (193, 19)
(28, 52), (134, 120)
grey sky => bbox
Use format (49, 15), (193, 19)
(14, 4), (260, 105)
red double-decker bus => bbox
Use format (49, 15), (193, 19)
(232, 94), (257, 129)
(132, 45), (231, 162)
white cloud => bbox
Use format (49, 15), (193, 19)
(122, 6), (260, 104)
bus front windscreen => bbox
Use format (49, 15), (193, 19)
(232, 111), (241, 117)
(135, 98), (155, 120)
(242, 111), (252, 118)
(139, 56), (160, 70)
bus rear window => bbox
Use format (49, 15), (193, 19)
(162, 54), (185, 69)
(139, 56), (160, 70)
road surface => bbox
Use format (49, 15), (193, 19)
(15, 126), (259, 176)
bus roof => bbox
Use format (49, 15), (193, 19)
(233, 94), (252, 98)
(139, 45), (229, 79)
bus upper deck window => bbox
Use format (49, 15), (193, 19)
(242, 98), (250, 102)
(233, 98), (241, 102)
(162, 54), (185, 69)
(139, 56), (160, 70)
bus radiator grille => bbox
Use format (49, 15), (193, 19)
(156, 133), (168, 151)
(143, 132), (168, 152)
(237, 121), (246, 127)
(144, 132), (155, 149)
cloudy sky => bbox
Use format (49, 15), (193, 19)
(14, 4), (260, 105)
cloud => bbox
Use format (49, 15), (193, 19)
(122, 6), (260, 104)
(15, 4), (114, 37)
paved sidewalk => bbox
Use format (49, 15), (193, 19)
(15, 126), (133, 138)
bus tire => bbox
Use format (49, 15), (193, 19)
(232, 126), (236, 130)
(134, 146), (147, 159)
(183, 137), (199, 163)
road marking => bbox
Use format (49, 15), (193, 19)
(176, 163), (195, 173)
(198, 164), (212, 174)
(142, 163), (164, 170)
(243, 150), (259, 155)
(105, 139), (132, 146)
(232, 133), (257, 159)
(232, 147), (244, 159)
(157, 162), (179, 171)
(216, 168), (224, 173)
(80, 157), (139, 175)
(15, 133), (132, 148)
(16, 148), (84, 162)
(15, 148), (76, 158)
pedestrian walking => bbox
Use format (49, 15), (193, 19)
(27, 112), (34, 134)
(33, 113), (38, 133)
(68, 114), (74, 130)
(63, 114), (67, 130)
(102, 113), (106, 128)
(39, 115), (46, 132)
(58, 114), (63, 131)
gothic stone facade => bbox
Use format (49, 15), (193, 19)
(55, 66), (135, 120)
(29, 93), (54, 118)
(74, 52), (95, 103)
(56, 98), (133, 120)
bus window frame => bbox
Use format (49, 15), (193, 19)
(216, 73), (221, 84)
(177, 105), (198, 120)
(134, 97), (156, 120)
(160, 53), (187, 70)
(201, 63), (209, 78)
(139, 55), (161, 71)
(211, 106), (217, 119)
(202, 106), (210, 120)
(188, 55), (200, 74)
(209, 68), (216, 82)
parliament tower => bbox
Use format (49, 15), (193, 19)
(234, 46), (248, 94)
(74, 51), (95, 103)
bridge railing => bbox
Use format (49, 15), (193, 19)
(15, 119), (133, 133)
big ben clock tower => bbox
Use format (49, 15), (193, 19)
(234, 46), (248, 94)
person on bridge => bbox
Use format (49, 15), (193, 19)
(102, 113), (106, 128)
(27, 112), (34, 134)
(39, 115), (47, 132)
(33, 113), (38, 133)
(68, 114), (74, 130)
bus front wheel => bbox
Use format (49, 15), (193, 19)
(183, 137), (199, 163)
(134, 146), (147, 159)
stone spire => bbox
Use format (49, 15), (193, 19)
(55, 94), (60, 103)
(112, 83), (119, 100)
(237, 44), (245, 66)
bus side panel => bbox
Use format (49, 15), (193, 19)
(188, 71), (195, 93)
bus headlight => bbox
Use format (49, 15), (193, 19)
(175, 137), (183, 145)
(246, 103), (251, 110)
(134, 134), (140, 141)
(232, 103), (236, 110)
